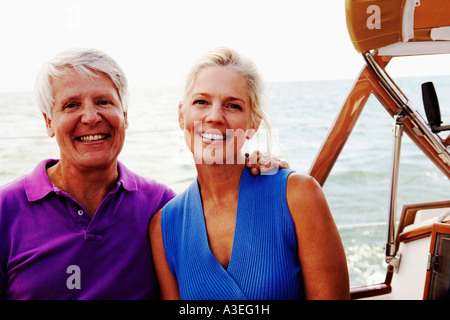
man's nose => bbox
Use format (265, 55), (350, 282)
(80, 102), (102, 125)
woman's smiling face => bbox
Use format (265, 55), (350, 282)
(179, 66), (257, 165)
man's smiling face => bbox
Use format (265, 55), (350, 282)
(44, 67), (128, 171)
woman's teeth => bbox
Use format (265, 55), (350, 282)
(79, 134), (106, 142)
(202, 133), (225, 140)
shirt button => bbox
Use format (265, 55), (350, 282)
(77, 210), (84, 216)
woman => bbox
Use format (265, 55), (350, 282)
(150, 47), (349, 300)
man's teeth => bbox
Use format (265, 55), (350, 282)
(202, 133), (225, 140)
(79, 134), (106, 142)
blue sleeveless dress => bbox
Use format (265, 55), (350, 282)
(160, 167), (304, 300)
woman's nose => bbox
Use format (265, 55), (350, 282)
(205, 103), (225, 123)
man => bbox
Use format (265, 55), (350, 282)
(0, 48), (283, 299)
(0, 48), (176, 299)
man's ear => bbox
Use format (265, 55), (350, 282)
(178, 102), (185, 130)
(43, 113), (55, 138)
(123, 111), (129, 129)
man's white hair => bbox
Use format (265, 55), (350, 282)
(34, 48), (129, 118)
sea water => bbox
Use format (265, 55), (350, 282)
(0, 76), (449, 288)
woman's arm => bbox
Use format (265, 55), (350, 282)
(149, 209), (181, 300)
(286, 173), (350, 300)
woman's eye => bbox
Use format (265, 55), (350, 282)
(193, 100), (207, 105)
(227, 104), (242, 110)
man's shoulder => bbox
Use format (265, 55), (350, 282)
(133, 172), (174, 194)
(117, 161), (175, 195)
(0, 175), (26, 197)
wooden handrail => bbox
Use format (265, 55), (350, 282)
(350, 283), (391, 300)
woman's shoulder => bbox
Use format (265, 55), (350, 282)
(286, 172), (321, 192)
(286, 173), (327, 212)
(286, 172), (331, 226)
(162, 179), (201, 221)
(164, 181), (194, 206)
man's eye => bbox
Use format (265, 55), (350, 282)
(98, 100), (111, 106)
(64, 103), (77, 109)
(193, 100), (207, 105)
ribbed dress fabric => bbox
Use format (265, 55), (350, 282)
(161, 167), (304, 300)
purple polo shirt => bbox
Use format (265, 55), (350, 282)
(0, 159), (175, 300)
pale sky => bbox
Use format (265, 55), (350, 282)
(1, 0), (449, 93)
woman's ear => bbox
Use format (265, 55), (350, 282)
(178, 101), (185, 130)
(43, 113), (55, 138)
(247, 116), (261, 139)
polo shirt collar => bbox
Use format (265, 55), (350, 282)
(24, 159), (137, 202)
(117, 161), (138, 192)
(24, 159), (58, 202)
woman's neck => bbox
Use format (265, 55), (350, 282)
(196, 162), (245, 205)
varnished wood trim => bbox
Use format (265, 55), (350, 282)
(423, 223), (450, 299)
(396, 200), (450, 245)
(350, 266), (394, 300)
(398, 220), (450, 243)
(309, 52), (450, 185)
(398, 226), (432, 243)
(350, 283), (391, 300)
